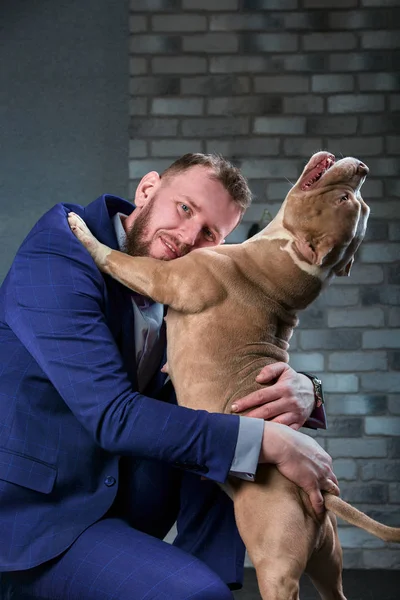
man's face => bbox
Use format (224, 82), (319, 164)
(124, 166), (242, 260)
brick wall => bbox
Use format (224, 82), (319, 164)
(129, 0), (400, 569)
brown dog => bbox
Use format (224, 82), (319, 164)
(68, 152), (400, 600)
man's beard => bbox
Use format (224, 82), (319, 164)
(123, 200), (154, 257)
(122, 198), (191, 259)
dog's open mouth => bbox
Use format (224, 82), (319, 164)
(300, 153), (335, 191)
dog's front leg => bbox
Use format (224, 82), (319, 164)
(68, 212), (223, 312)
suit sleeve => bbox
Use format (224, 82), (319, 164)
(4, 219), (239, 484)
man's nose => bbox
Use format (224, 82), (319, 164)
(179, 222), (201, 247)
(358, 161), (369, 176)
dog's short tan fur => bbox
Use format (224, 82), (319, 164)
(68, 152), (400, 600)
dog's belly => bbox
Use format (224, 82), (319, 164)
(165, 305), (292, 414)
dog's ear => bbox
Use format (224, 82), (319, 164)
(294, 237), (334, 267)
(334, 257), (354, 277)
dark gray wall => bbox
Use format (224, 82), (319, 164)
(0, 0), (129, 281)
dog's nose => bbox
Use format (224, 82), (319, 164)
(357, 161), (369, 176)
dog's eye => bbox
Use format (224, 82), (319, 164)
(340, 193), (349, 202)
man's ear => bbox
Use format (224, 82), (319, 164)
(134, 171), (161, 207)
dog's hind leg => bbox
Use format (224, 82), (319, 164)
(305, 513), (347, 600)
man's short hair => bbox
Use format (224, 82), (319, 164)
(160, 153), (252, 214)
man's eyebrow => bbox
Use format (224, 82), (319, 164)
(178, 195), (222, 237)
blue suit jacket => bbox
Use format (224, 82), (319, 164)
(0, 195), (244, 585)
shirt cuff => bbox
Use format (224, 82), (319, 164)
(229, 416), (264, 481)
(303, 404), (327, 430)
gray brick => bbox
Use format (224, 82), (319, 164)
(364, 549), (400, 569)
(242, 33), (298, 53)
(359, 72), (400, 91)
(283, 138), (323, 157)
(129, 57), (148, 76)
(129, 158), (172, 179)
(183, 0), (238, 8)
(389, 396), (400, 415)
(129, 117), (178, 137)
(183, 33), (238, 53)
(361, 115), (400, 134)
(320, 286), (359, 307)
(363, 220), (388, 242)
(303, 32), (357, 51)
(339, 526), (385, 549)
(285, 11), (330, 31)
(341, 549), (363, 569)
(181, 117), (249, 137)
(360, 243), (400, 263)
(319, 417), (363, 438)
(329, 8), (400, 30)
(240, 159), (299, 180)
(129, 34), (181, 54)
(300, 329), (362, 350)
(129, 97), (148, 116)
(330, 51), (400, 72)
(129, 140), (148, 158)
(328, 94), (385, 114)
(361, 372), (400, 393)
(387, 136), (400, 154)
(327, 308), (384, 328)
(363, 330), (400, 349)
(206, 138), (280, 157)
(328, 438), (387, 458)
(363, 0), (400, 4)
(151, 98), (203, 116)
(389, 223), (400, 240)
(323, 137), (384, 158)
(386, 180), (400, 197)
(359, 178), (383, 198)
(181, 75), (250, 96)
(311, 74), (354, 93)
(320, 373), (359, 393)
(288, 352), (324, 372)
(389, 482), (400, 503)
(210, 56), (270, 74)
(363, 158), (400, 177)
(130, 76), (180, 96)
(130, 0), (180, 11)
(326, 394), (387, 416)
(357, 505), (400, 527)
(242, 0), (298, 8)
(129, 15), (148, 33)
(333, 458), (358, 480)
(331, 265), (384, 285)
(152, 57), (207, 74)
(265, 181), (292, 201)
(151, 139), (203, 158)
(255, 75), (309, 94)
(389, 308), (400, 327)
(207, 96), (282, 116)
(362, 30), (400, 49)
(210, 14), (284, 31)
(254, 116), (306, 135)
(298, 307), (325, 328)
(362, 460), (400, 481)
(389, 350), (400, 370)
(381, 285), (400, 305)
(390, 94), (400, 112)
(359, 287), (381, 307)
(340, 482), (388, 504)
(365, 417), (400, 436)
(304, 0), (357, 5)
(307, 116), (357, 135)
(368, 200), (400, 219)
(284, 54), (329, 72)
(389, 264), (400, 284)
(151, 14), (207, 32)
(283, 95), (323, 114)
(329, 351), (387, 372)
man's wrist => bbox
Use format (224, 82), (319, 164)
(298, 372), (325, 409)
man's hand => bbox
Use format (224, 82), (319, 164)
(259, 421), (340, 515)
(231, 362), (315, 430)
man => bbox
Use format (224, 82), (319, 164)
(0, 154), (335, 599)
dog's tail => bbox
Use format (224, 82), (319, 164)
(324, 493), (400, 543)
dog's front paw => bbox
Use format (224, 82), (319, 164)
(67, 212), (110, 269)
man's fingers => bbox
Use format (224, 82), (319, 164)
(324, 479), (340, 497)
(231, 388), (279, 413)
(255, 361), (286, 384)
(308, 489), (325, 516)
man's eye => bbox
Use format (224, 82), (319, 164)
(204, 228), (214, 240)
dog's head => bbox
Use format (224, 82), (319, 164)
(281, 151), (370, 277)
